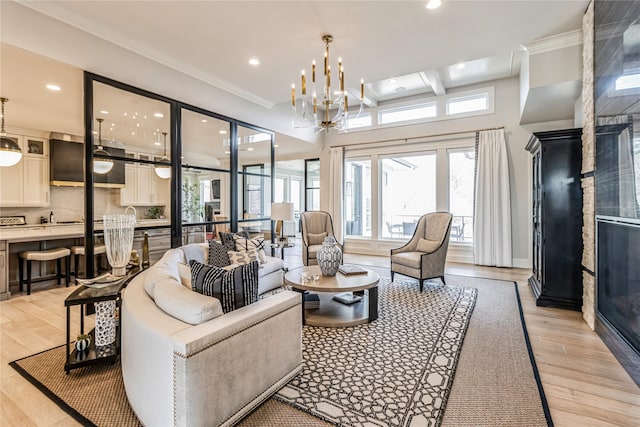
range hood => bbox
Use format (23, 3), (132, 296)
(49, 132), (125, 188)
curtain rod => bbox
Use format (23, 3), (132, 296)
(332, 126), (505, 149)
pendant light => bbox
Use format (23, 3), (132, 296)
(93, 118), (113, 174)
(154, 132), (171, 179)
(0, 98), (23, 167)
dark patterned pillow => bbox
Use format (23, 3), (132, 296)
(233, 234), (266, 263)
(208, 239), (231, 267)
(219, 231), (250, 251)
(189, 260), (259, 313)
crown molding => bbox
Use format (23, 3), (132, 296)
(18, 1), (275, 109)
(524, 29), (583, 55)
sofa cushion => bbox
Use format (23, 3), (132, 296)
(153, 279), (223, 325)
(208, 240), (231, 267)
(233, 235), (266, 263)
(143, 266), (181, 300)
(307, 232), (327, 245)
(190, 260), (259, 313)
(416, 238), (440, 253)
(228, 249), (260, 265)
(259, 255), (284, 278)
(219, 231), (250, 251)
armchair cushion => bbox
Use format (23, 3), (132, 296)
(416, 238), (440, 253)
(190, 260), (259, 313)
(391, 252), (423, 269)
(307, 232), (327, 245)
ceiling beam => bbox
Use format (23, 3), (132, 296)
(420, 71), (446, 96)
(347, 88), (378, 108)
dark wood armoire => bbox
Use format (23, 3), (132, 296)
(525, 128), (583, 310)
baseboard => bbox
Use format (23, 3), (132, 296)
(512, 258), (530, 269)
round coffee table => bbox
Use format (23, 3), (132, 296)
(284, 265), (379, 327)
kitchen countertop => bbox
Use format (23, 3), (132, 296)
(0, 219), (171, 243)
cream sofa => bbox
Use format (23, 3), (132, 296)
(121, 244), (302, 427)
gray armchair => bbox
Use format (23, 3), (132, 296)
(300, 211), (342, 266)
(390, 212), (453, 291)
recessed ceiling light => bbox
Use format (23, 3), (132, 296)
(46, 84), (61, 91)
(224, 150), (231, 154)
(425, 0), (442, 10)
(153, 112), (164, 118)
(249, 57), (260, 66)
(274, 144), (279, 148)
(154, 141), (162, 146)
(455, 62), (466, 69)
(201, 119), (208, 123)
(100, 110), (109, 115)
(219, 130), (228, 135)
(388, 78), (398, 84)
(247, 147), (254, 151)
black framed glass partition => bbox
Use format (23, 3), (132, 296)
(181, 107), (232, 242)
(83, 72), (275, 272)
(305, 158), (320, 211)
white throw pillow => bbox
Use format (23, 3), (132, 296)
(233, 234), (266, 263)
(153, 280), (223, 325)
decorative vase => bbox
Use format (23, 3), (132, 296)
(317, 235), (342, 276)
(94, 300), (117, 346)
(103, 211), (136, 276)
(75, 335), (91, 352)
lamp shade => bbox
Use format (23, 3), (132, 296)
(271, 202), (294, 221)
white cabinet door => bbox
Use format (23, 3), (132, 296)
(136, 165), (154, 205)
(0, 161), (23, 206)
(23, 157), (49, 206)
(120, 163), (137, 206)
(152, 172), (170, 205)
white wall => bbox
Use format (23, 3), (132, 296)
(318, 77), (576, 267)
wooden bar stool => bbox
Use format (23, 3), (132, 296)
(19, 248), (71, 295)
(70, 244), (107, 277)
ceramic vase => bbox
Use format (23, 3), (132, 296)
(75, 335), (91, 352)
(317, 235), (342, 276)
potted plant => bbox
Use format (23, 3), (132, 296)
(182, 182), (202, 222)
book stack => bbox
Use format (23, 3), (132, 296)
(303, 292), (320, 309)
(337, 264), (368, 276)
(333, 292), (363, 305)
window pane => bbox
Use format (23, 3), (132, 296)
(381, 154), (436, 238)
(446, 94), (488, 115)
(345, 159), (372, 237)
(448, 149), (475, 243)
(378, 103), (437, 125)
(238, 125), (272, 175)
(347, 112), (372, 129)
(306, 189), (320, 211)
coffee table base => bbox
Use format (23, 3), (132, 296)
(304, 288), (378, 327)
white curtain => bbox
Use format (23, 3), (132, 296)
(473, 129), (512, 267)
(328, 147), (344, 242)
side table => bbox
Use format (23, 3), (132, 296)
(64, 267), (140, 373)
(271, 241), (295, 272)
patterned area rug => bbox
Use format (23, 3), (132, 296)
(275, 278), (477, 426)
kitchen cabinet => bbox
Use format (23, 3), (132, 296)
(0, 240), (8, 300)
(0, 135), (49, 207)
(119, 152), (170, 207)
(132, 228), (171, 265)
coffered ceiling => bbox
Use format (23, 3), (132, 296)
(1, 0), (589, 143)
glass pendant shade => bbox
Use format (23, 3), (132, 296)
(0, 137), (22, 167)
(154, 131), (171, 179)
(93, 118), (113, 174)
(0, 98), (22, 167)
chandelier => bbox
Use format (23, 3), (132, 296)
(291, 34), (364, 132)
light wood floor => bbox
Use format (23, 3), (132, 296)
(1, 254), (639, 426)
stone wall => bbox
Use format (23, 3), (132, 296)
(581, 1), (596, 330)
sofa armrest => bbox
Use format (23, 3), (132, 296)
(170, 290), (302, 427)
(170, 290), (301, 356)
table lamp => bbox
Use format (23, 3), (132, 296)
(271, 202), (294, 242)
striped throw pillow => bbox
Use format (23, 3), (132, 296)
(189, 260), (259, 313)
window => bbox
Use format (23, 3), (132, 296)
(380, 154), (436, 238)
(446, 93), (488, 115)
(378, 102), (437, 125)
(448, 148), (475, 243)
(347, 112), (372, 129)
(345, 159), (372, 237)
(305, 158), (320, 211)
